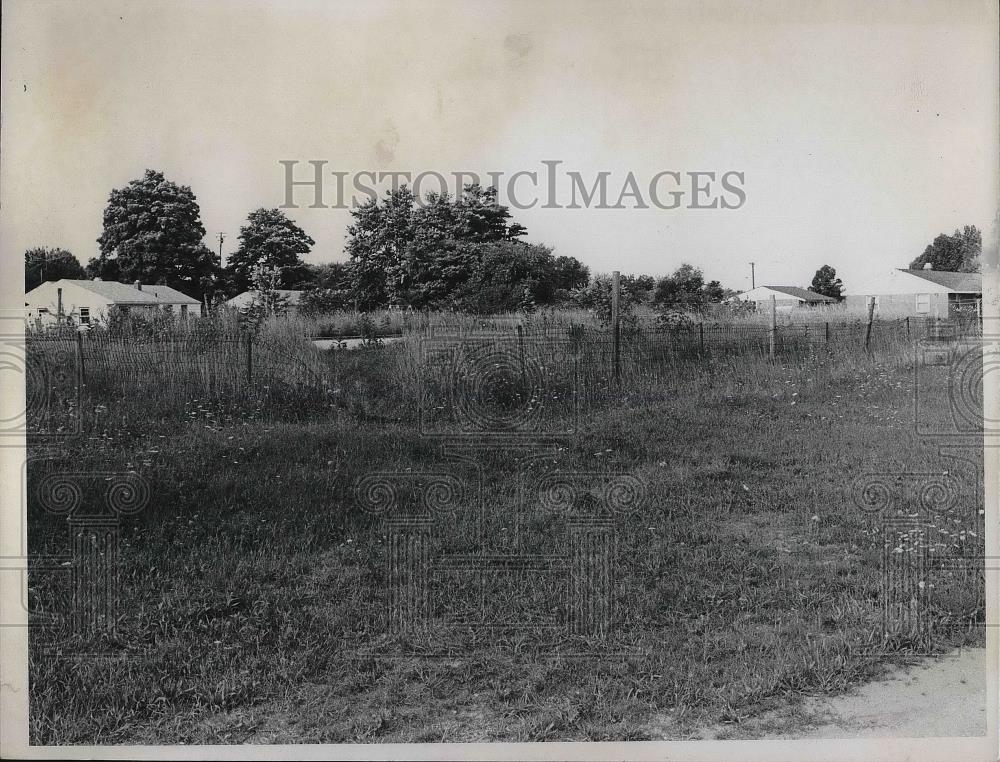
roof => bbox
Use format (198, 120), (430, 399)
(758, 286), (837, 303)
(46, 279), (199, 305)
(142, 284), (201, 305)
(228, 289), (304, 306)
(65, 279), (161, 304)
(897, 269), (982, 293)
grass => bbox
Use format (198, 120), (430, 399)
(25, 311), (985, 743)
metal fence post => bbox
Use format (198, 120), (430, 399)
(864, 296), (875, 352)
(611, 271), (621, 383)
(768, 295), (776, 360)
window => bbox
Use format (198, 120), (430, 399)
(915, 294), (930, 314)
(37, 308), (49, 314)
(180, 305), (188, 317)
(79, 308), (90, 325)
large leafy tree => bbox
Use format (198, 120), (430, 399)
(346, 186), (416, 309)
(342, 182), (590, 312)
(448, 240), (556, 313)
(809, 264), (844, 301)
(226, 208), (315, 293)
(652, 264), (724, 312)
(345, 183), (540, 310)
(910, 225), (982, 272)
(24, 247), (85, 291)
(91, 169), (219, 299)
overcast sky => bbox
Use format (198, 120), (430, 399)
(2, 0), (997, 293)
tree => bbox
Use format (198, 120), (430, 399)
(308, 262), (352, 291)
(24, 247), (85, 291)
(449, 240), (561, 313)
(345, 183), (534, 310)
(346, 186), (416, 309)
(652, 264), (723, 312)
(299, 262), (353, 314)
(910, 225), (982, 272)
(226, 208), (315, 293)
(809, 264), (844, 301)
(571, 273), (645, 325)
(237, 265), (289, 332)
(92, 169), (219, 299)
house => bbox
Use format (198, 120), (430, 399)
(24, 279), (201, 326)
(226, 290), (304, 315)
(733, 285), (838, 311)
(843, 267), (982, 317)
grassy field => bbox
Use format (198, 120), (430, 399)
(26, 313), (985, 743)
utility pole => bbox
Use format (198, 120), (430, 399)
(218, 233), (226, 268)
(749, 262), (755, 289)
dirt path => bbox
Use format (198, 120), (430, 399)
(705, 647), (989, 739)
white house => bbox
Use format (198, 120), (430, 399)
(843, 267), (982, 317)
(733, 285), (838, 311)
(24, 279), (201, 326)
(226, 289), (304, 315)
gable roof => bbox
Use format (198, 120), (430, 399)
(142, 284), (201, 305)
(760, 285), (837, 303)
(48, 279), (199, 305)
(897, 269), (981, 292)
(66, 279), (161, 304)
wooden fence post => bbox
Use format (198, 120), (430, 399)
(611, 271), (621, 383)
(75, 331), (86, 386)
(864, 296), (875, 351)
(516, 324), (527, 387)
(768, 295), (776, 360)
(245, 334), (253, 386)
(905, 316), (910, 339)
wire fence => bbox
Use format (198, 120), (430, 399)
(24, 314), (981, 413)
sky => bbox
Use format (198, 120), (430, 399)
(1, 0), (997, 294)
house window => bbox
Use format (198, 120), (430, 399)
(915, 294), (930, 314)
(180, 305), (188, 317)
(79, 308), (90, 325)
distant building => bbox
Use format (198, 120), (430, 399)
(226, 290), (304, 315)
(24, 279), (200, 326)
(733, 285), (838, 311)
(843, 268), (982, 317)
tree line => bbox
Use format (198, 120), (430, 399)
(23, 168), (984, 314)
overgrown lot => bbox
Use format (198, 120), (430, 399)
(26, 324), (985, 743)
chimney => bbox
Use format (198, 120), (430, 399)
(923, 262), (933, 270)
(134, 280), (142, 291)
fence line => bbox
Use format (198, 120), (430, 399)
(24, 314), (981, 404)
